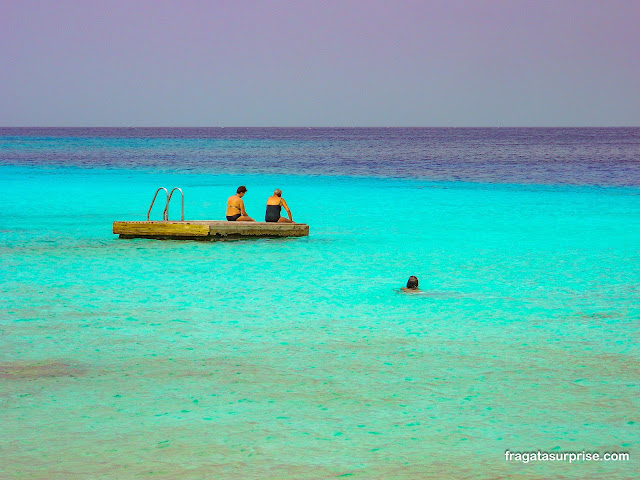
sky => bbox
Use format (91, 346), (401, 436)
(1, 0), (639, 127)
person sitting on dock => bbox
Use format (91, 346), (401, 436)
(265, 189), (293, 223)
(226, 186), (255, 221)
(401, 276), (419, 292)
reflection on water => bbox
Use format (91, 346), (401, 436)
(395, 288), (468, 298)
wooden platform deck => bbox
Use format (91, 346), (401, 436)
(113, 220), (309, 240)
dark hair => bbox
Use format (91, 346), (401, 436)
(406, 276), (419, 289)
(237, 185), (247, 194)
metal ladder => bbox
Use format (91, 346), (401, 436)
(146, 187), (184, 221)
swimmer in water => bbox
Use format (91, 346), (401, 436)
(401, 276), (419, 292)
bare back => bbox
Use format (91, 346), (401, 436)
(266, 195), (282, 206)
(226, 194), (244, 216)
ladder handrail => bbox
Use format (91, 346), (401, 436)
(147, 187), (169, 221)
(164, 187), (184, 221)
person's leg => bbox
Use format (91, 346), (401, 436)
(277, 217), (293, 223)
(237, 215), (255, 221)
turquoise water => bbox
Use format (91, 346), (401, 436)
(1, 129), (639, 479)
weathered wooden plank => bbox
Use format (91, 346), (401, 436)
(113, 221), (210, 236)
(206, 222), (309, 237)
(112, 220), (309, 240)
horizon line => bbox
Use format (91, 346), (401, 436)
(2, 125), (639, 129)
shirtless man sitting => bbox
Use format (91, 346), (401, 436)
(226, 186), (255, 221)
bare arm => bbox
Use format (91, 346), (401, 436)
(240, 198), (249, 216)
(281, 198), (293, 221)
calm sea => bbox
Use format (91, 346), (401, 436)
(1, 128), (639, 479)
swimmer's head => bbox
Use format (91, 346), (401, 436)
(237, 185), (247, 194)
(274, 189), (282, 197)
(406, 276), (419, 289)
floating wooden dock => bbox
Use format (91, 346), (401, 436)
(113, 220), (309, 240)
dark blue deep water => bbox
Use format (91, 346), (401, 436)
(1, 127), (639, 185)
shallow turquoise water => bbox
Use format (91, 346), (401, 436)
(1, 164), (639, 479)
